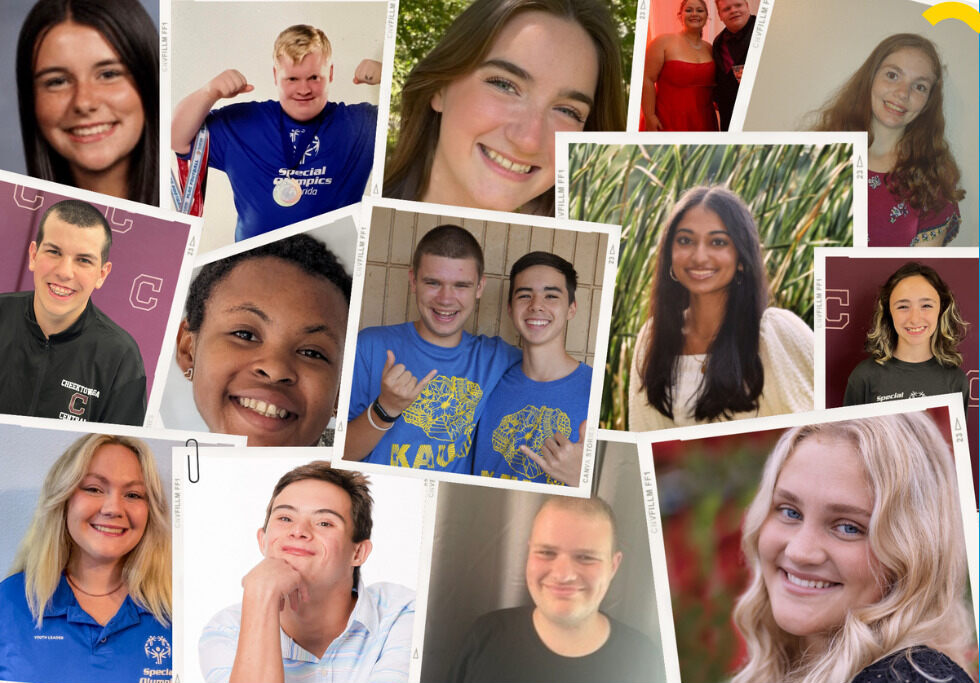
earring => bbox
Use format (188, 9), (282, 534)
(669, 266), (679, 282)
(183, 367), (194, 381)
(736, 264), (744, 285)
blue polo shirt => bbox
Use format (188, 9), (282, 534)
(0, 572), (172, 683)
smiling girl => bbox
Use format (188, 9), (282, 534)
(384, 0), (626, 215)
(732, 414), (975, 683)
(629, 186), (813, 430)
(814, 34), (962, 246)
(0, 434), (171, 683)
(16, 0), (159, 204)
(175, 234), (352, 447)
(844, 262), (969, 410)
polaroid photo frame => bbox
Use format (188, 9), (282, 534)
(814, 246), (978, 489)
(628, 0), (768, 132)
(413, 435), (667, 683)
(171, 450), (432, 683)
(166, 0), (392, 252)
(0, 169), (201, 428)
(153, 204), (359, 448)
(555, 131), (864, 434)
(333, 196), (619, 494)
(640, 395), (977, 683)
(740, 0), (978, 246)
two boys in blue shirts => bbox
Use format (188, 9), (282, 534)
(345, 225), (591, 485)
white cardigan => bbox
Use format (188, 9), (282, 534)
(628, 308), (814, 431)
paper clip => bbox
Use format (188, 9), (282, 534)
(186, 438), (200, 484)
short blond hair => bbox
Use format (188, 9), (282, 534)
(273, 24), (332, 64)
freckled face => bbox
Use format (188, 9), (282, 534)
(870, 48), (935, 134)
(179, 257), (348, 447)
(33, 21), (145, 185)
(425, 11), (599, 212)
(759, 436), (885, 650)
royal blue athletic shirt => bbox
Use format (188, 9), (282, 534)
(0, 572), (172, 683)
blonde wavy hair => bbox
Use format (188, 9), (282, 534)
(9, 434), (172, 627)
(273, 24), (332, 65)
(732, 413), (973, 683)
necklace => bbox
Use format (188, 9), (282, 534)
(683, 33), (704, 50)
(66, 572), (124, 598)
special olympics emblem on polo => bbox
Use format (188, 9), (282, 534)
(493, 404), (571, 479)
(403, 375), (481, 442)
(144, 635), (171, 664)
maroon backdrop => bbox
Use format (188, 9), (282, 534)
(0, 181), (192, 397)
(823, 256), (978, 494)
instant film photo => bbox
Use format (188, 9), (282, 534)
(0, 170), (201, 429)
(814, 247), (978, 492)
(378, 0), (636, 217)
(0, 0), (161, 208)
(0, 415), (244, 683)
(172, 451), (431, 683)
(334, 197), (619, 493)
(155, 205), (359, 448)
(556, 131), (863, 433)
(167, 0), (391, 251)
(741, 0), (979, 246)
(631, 0), (764, 132)
(643, 396), (977, 683)
(415, 435), (667, 683)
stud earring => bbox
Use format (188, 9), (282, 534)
(183, 367), (194, 381)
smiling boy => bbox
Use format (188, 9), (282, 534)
(0, 199), (146, 425)
(171, 25), (381, 241)
(344, 224), (520, 471)
(471, 252), (591, 486)
(449, 497), (657, 683)
(198, 462), (414, 683)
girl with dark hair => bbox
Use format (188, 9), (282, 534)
(814, 34), (962, 247)
(628, 186), (813, 430)
(844, 262), (969, 409)
(383, 0), (627, 215)
(16, 0), (159, 205)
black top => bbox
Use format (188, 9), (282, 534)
(0, 291), (147, 425)
(449, 606), (660, 683)
(850, 646), (974, 683)
(711, 14), (756, 131)
(843, 356), (969, 410)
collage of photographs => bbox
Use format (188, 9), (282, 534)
(0, 0), (976, 681)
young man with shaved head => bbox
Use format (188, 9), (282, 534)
(450, 497), (658, 682)
(0, 199), (146, 425)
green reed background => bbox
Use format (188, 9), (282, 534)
(568, 143), (854, 430)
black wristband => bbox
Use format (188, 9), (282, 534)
(372, 398), (399, 423)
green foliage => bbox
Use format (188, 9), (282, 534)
(568, 142), (854, 429)
(389, 0), (638, 151)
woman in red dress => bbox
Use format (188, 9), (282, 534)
(641, 0), (718, 131)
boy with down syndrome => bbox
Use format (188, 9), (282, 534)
(472, 252), (591, 486)
(344, 225), (519, 471)
(198, 462), (414, 683)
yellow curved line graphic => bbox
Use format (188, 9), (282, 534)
(922, 2), (980, 33)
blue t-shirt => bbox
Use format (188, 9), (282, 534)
(204, 99), (377, 241)
(349, 322), (520, 472)
(0, 572), (172, 683)
(472, 362), (592, 484)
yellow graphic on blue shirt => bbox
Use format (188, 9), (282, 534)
(393, 375), (482, 469)
(492, 404), (570, 484)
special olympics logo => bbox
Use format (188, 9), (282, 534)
(144, 635), (171, 664)
(300, 135), (320, 165)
